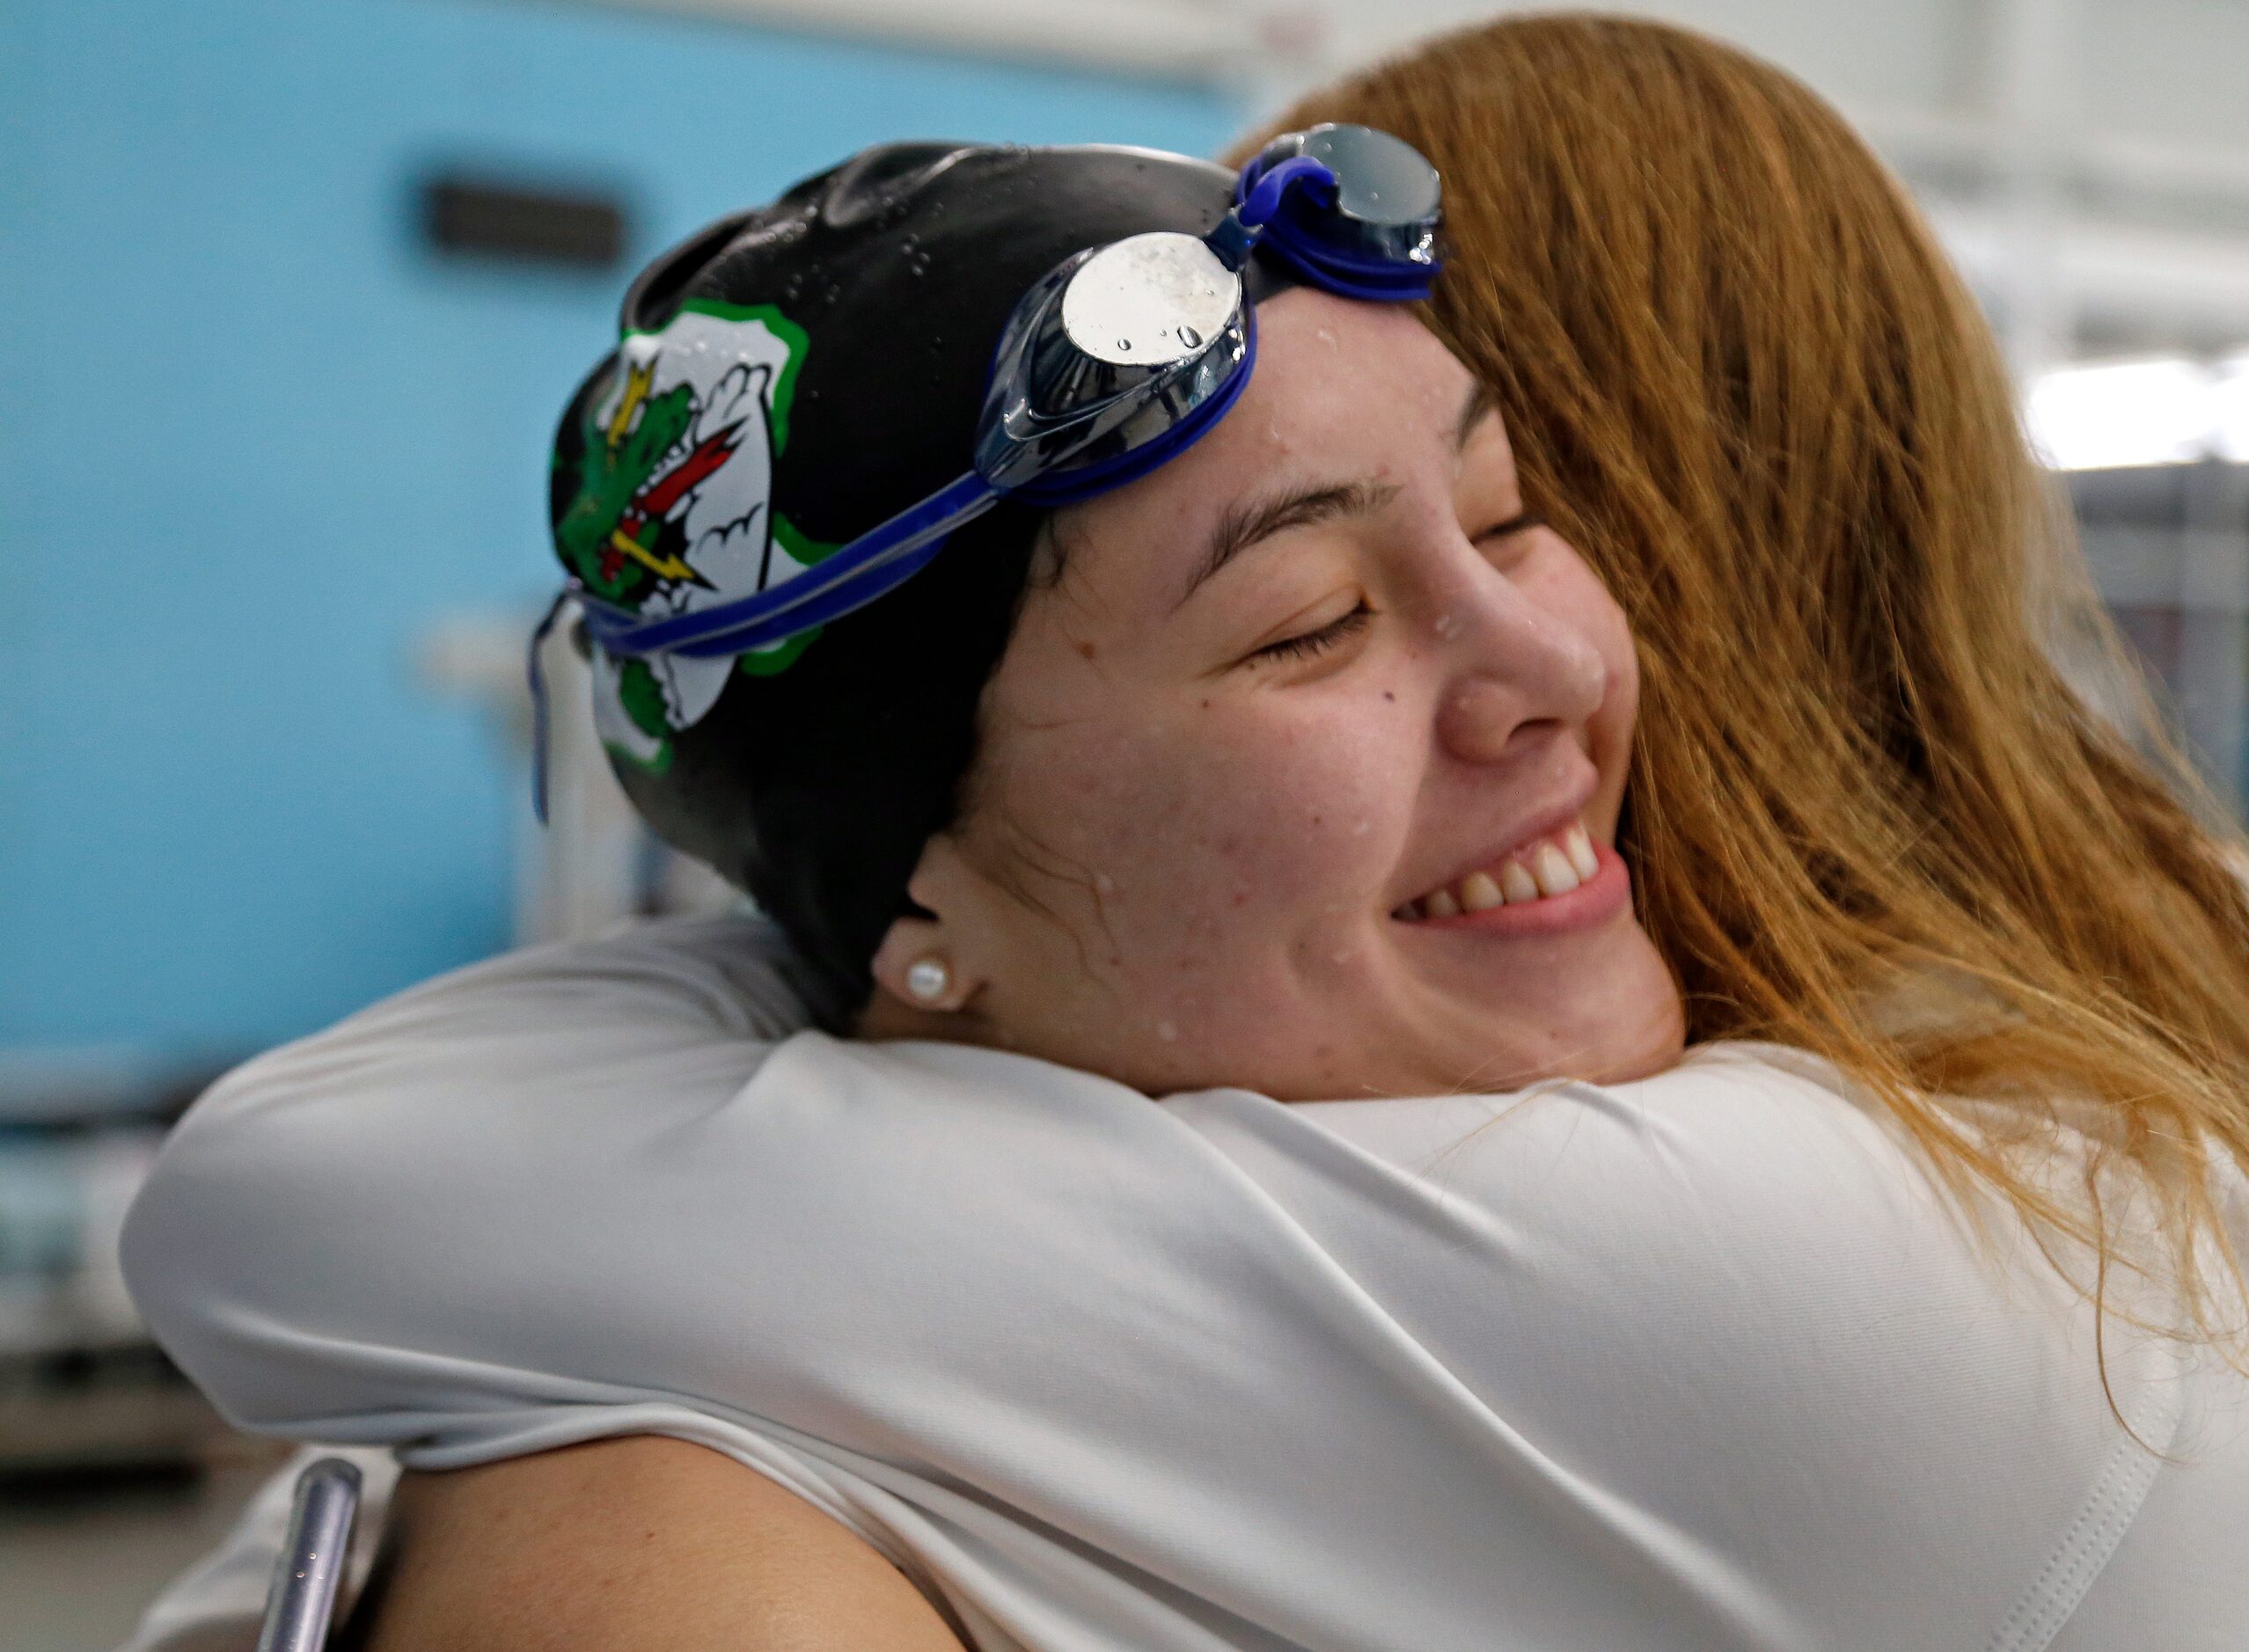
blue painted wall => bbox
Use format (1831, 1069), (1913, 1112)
(2, 0), (1239, 1057)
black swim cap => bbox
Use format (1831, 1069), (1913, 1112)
(550, 143), (1255, 1022)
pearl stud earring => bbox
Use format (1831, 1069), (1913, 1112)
(905, 956), (952, 1005)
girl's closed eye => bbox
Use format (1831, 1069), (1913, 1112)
(1476, 510), (1544, 545)
(1247, 515), (1542, 668)
(1251, 601), (1374, 663)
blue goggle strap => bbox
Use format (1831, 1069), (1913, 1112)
(533, 471), (990, 822)
(1248, 231), (1439, 301)
(576, 469), (999, 662)
(531, 474), (992, 822)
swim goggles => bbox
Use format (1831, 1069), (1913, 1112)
(566, 123), (1442, 666)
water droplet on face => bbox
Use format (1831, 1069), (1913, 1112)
(1352, 818), (1370, 836)
(1432, 612), (1461, 639)
(1157, 1020), (1179, 1042)
(1094, 871), (1117, 894)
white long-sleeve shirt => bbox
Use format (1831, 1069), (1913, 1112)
(121, 917), (2249, 1650)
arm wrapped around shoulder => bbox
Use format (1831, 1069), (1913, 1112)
(120, 916), (811, 1445)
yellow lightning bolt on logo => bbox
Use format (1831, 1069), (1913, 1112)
(605, 359), (654, 450)
(607, 529), (700, 582)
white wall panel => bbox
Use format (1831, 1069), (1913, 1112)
(2079, 0), (2249, 150)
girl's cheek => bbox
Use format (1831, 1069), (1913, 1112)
(1015, 684), (1414, 940)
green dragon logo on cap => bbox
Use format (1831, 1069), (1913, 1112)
(556, 297), (832, 770)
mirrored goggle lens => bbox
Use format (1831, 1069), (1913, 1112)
(1297, 124), (1441, 228)
(1058, 232), (1241, 368)
(975, 228), (1250, 497)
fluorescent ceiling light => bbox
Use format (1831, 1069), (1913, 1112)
(2026, 356), (2214, 471)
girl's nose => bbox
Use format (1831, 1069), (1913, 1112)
(1430, 585), (1608, 766)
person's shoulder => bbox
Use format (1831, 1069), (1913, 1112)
(1249, 1042), (2151, 1640)
(1608, 1036), (1864, 1108)
(182, 914), (814, 1133)
(121, 918), (826, 1439)
(1563, 1038), (1934, 1186)
(1257, 1039), (1901, 1199)
(1215, 1040), (2040, 1364)
(1539, 1040), (1971, 1250)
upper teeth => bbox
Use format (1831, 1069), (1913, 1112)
(1396, 822), (1600, 920)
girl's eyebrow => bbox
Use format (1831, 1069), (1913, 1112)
(1174, 479), (1403, 612)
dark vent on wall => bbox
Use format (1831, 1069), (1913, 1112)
(420, 174), (629, 270)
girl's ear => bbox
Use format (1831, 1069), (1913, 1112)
(866, 835), (987, 1017)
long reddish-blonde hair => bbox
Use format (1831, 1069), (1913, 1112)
(1239, 15), (2249, 1371)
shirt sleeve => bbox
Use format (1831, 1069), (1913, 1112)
(120, 914), (813, 1440)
